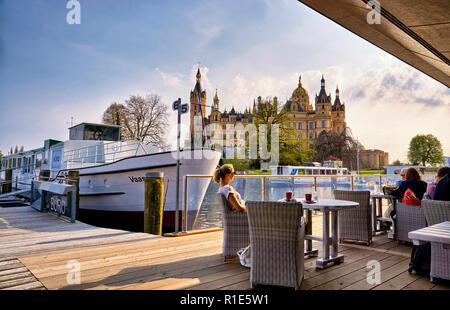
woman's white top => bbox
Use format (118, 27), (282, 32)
(218, 185), (241, 201)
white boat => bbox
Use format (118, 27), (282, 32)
(1, 123), (221, 232)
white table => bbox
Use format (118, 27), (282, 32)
(408, 221), (450, 282)
(300, 199), (359, 269)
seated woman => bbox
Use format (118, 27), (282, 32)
(434, 167), (450, 201)
(214, 164), (246, 212)
(391, 167), (428, 202)
(426, 167), (449, 200)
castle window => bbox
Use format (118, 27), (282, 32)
(337, 127), (340, 133)
(322, 120), (325, 128)
(309, 133), (314, 140)
(322, 105), (324, 109)
(293, 122), (296, 128)
(309, 122), (313, 130)
(337, 113), (340, 116)
(298, 122), (302, 130)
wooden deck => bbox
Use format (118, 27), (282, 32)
(1, 206), (449, 290)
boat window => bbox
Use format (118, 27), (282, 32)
(36, 153), (42, 169)
(51, 150), (62, 169)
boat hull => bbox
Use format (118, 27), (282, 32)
(76, 149), (221, 232)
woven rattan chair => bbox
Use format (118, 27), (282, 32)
(246, 201), (305, 290)
(217, 194), (250, 260)
(422, 199), (450, 281)
(422, 199), (450, 225)
(334, 190), (372, 245)
(396, 202), (427, 243)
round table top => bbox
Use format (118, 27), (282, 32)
(299, 198), (359, 210)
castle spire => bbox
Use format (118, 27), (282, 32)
(196, 66), (201, 81)
(213, 88), (219, 105)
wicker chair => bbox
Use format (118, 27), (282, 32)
(334, 190), (372, 245)
(217, 194), (250, 260)
(246, 201), (305, 290)
(396, 202), (427, 243)
(422, 199), (450, 225)
(421, 199), (450, 281)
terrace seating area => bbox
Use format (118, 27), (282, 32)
(217, 190), (450, 290)
(1, 194), (449, 290)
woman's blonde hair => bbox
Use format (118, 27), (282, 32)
(214, 164), (234, 183)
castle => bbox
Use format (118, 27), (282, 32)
(189, 68), (346, 150)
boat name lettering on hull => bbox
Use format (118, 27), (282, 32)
(128, 176), (145, 183)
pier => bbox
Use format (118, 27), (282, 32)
(1, 205), (449, 290)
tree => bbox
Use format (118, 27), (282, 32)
(392, 159), (403, 166)
(251, 97), (315, 166)
(408, 134), (443, 166)
(313, 128), (358, 169)
(103, 94), (169, 148)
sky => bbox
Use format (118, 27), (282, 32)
(0, 0), (449, 163)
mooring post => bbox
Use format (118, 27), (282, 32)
(144, 172), (164, 235)
(67, 170), (80, 221)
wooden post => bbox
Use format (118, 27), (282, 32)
(144, 172), (164, 235)
(67, 171), (80, 221)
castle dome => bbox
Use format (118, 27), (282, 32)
(288, 75), (311, 111)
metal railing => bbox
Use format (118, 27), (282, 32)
(182, 173), (436, 232)
(63, 139), (147, 169)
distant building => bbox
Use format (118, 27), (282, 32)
(360, 149), (389, 170)
(444, 156), (450, 167)
(189, 68), (346, 151)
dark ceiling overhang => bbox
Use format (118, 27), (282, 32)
(297, 0), (450, 87)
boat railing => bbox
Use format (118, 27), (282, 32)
(181, 173), (436, 233)
(63, 139), (147, 169)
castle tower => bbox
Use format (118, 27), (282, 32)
(332, 84), (346, 134)
(190, 67), (207, 147)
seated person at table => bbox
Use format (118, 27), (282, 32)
(214, 164), (246, 212)
(396, 168), (408, 186)
(426, 167), (450, 200)
(391, 167), (428, 202)
(434, 167), (450, 201)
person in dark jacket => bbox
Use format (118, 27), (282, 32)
(434, 167), (450, 201)
(391, 167), (428, 202)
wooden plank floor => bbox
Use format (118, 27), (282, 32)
(1, 206), (449, 290)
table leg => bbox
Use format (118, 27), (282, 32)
(371, 197), (377, 235)
(388, 199), (397, 239)
(316, 209), (345, 269)
(323, 209), (330, 260)
(304, 209), (318, 257)
(331, 210), (338, 258)
(377, 198), (382, 231)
